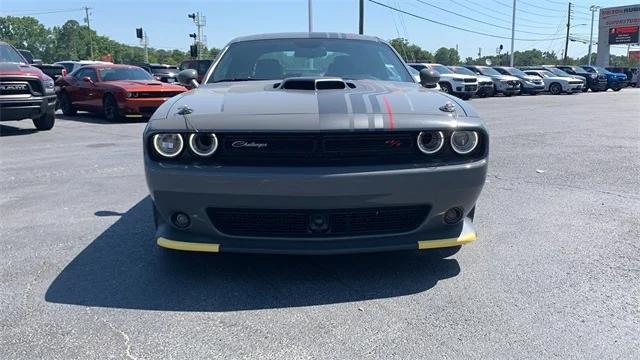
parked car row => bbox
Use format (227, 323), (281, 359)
(407, 62), (631, 100)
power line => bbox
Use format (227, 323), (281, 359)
(1, 8), (85, 16)
(458, 0), (562, 27)
(448, 0), (560, 28)
(368, 0), (565, 41)
(414, 0), (561, 36)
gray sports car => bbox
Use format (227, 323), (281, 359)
(143, 33), (488, 255)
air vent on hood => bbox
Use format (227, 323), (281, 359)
(277, 77), (355, 90)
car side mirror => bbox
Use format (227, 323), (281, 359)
(178, 69), (199, 88)
(82, 76), (94, 85)
(419, 69), (440, 88)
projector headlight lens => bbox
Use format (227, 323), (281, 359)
(153, 133), (184, 158)
(450, 131), (479, 154)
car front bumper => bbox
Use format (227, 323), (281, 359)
(607, 80), (628, 89)
(521, 84), (545, 93)
(0, 94), (56, 121)
(145, 159), (488, 254)
(118, 98), (172, 118)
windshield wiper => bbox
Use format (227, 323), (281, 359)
(211, 78), (269, 83)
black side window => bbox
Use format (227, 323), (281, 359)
(74, 69), (87, 79)
(85, 69), (98, 82)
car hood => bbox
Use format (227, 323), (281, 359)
(488, 74), (519, 81)
(148, 80), (482, 132)
(440, 74), (476, 81)
(521, 75), (542, 82)
(0, 62), (45, 78)
(544, 76), (569, 82)
(102, 80), (185, 91)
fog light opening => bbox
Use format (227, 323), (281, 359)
(172, 212), (191, 228)
(443, 207), (464, 225)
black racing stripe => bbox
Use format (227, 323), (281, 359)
(318, 91), (348, 114)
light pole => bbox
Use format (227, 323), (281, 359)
(308, 0), (313, 32)
(509, 0), (516, 67)
(588, 5), (600, 66)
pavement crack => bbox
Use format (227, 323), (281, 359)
(91, 312), (139, 360)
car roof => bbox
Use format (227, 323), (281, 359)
(81, 64), (141, 69)
(228, 32), (382, 44)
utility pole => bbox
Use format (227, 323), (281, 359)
(308, 0), (313, 32)
(509, 0), (516, 66)
(189, 12), (206, 60)
(84, 6), (94, 60)
(143, 32), (149, 63)
(478, 47), (482, 58)
(563, 2), (572, 64)
(359, 0), (364, 34)
(588, 5), (599, 66)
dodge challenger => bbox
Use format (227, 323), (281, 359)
(56, 64), (186, 121)
(144, 33), (489, 255)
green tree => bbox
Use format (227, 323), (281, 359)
(389, 38), (432, 62)
(433, 47), (460, 65)
(0, 16), (52, 60)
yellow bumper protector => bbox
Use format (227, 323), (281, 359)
(417, 231), (477, 250)
(157, 237), (220, 252)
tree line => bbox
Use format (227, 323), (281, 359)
(389, 38), (635, 67)
(0, 16), (219, 65)
(0, 16), (634, 67)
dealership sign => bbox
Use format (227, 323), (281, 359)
(609, 26), (640, 44)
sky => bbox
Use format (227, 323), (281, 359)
(1, 0), (636, 59)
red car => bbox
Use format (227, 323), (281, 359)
(55, 64), (186, 121)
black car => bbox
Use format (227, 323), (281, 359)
(554, 65), (607, 92)
(132, 63), (180, 83)
(179, 59), (213, 83)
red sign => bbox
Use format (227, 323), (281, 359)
(629, 50), (640, 61)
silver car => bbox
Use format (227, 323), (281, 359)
(143, 33), (488, 255)
(523, 70), (583, 94)
(463, 65), (521, 96)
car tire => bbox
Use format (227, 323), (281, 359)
(582, 86), (588, 92)
(103, 94), (122, 121)
(32, 110), (55, 131)
(462, 94), (471, 100)
(549, 83), (562, 95)
(441, 82), (452, 94)
(504, 93), (512, 97)
(58, 92), (77, 116)
(612, 87), (622, 92)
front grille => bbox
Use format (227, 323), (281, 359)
(480, 81), (493, 86)
(135, 91), (182, 98)
(151, 131), (488, 166)
(463, 78), (476, 83)
(507, 80), (519, 86)
(0, 78), (43, 96)
(207, 206), (429, 238)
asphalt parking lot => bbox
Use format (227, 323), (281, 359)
(1, 89), (639, 359)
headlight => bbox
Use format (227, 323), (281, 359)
(152, 133), (184, 158)
(450, 131), (479, 154)
(590, 74), (597, 79)
(452, 77), (464, 82)
(43, 78), (54, 89)
(500, 79), (509, 83)
(189, 133), (218, 156)
(417, 131), (444, 154)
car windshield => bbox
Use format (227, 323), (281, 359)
(430, 64), (453, 74)
(538, 70), (554, 78)
(98, 67), (154, 81)
(151, 66), (178, 74)
(0, 43), (26, 63)
(209, 38), (413, 83)
(548, 68), (571, 77)
(507, 68), (528, 77)
(450, 66), (476, 76)
(477, 67), (501, 76)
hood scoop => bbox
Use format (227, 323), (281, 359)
(276, 77), (356, 91)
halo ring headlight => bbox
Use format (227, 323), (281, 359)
(417, 131), (445, 154)
(450, 131), (479, 154)
(152, 133), (184, 158)
(189, 133), (218, 157)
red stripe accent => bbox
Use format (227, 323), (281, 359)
(382, 95), (395, 130)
